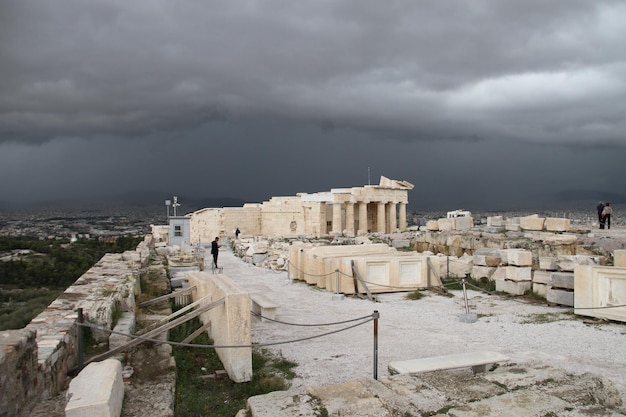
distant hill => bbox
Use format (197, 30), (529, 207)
(0, 190), (248, 213)
(554, 189), (626, 204)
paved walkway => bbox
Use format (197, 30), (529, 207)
(207, 241), (626, 402)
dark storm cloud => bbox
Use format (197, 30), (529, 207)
(2, 0), (626, 146)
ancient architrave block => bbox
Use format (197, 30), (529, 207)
(574, 265), (626, 322)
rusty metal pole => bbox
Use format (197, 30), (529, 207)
(373, 310), (379, 380)
(77, 308), (84, 372)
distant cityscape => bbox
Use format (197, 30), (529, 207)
(0, 199), (621, 241)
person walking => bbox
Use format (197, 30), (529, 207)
(602, 202), (613, 230)
(597, 201), (605, 228)
(211, 237), (220, 268)
(235, 227), (240, 239)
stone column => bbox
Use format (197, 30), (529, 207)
(399, 202), (407, 231)
(332, 202), (343, 235)
(345, 202), (355, 236)
(389, 202), (397, 232)
(377, 202), (386, 233)
(358, 202), (368, 235)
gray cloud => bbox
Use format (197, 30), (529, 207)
(1, 1), (626, 209)
(2, 0), (625, 146)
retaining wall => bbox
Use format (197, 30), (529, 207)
(0, 237), (150, 417)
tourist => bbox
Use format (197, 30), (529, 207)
(211, 237), (220, 268)
(597, 201), (605, 228)
(235, 227), (240, 239)
(602, 202), (613, 230)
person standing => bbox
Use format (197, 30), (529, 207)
(602, 202), (613, 230)
(211, 237), (220, 268)
(235, 227), (240, 239)
(597, 201), (605, 228)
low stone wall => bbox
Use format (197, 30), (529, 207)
(0, 237), (149, 417)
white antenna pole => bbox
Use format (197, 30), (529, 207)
(368, 167), (371, 185)
(173, 196), (179, 216)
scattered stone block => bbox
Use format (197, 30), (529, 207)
(496, 279), (531, 295)
(65, 359), (124, 417)
(487, 216), (504, 227)
(503, 266), (532, 282)
(557, 255), (599, 272)
(505, 223), (521, 232)
(425, 220), (439, 231)
(550, 272), (574, 290)
(438, 218), (454, 232)
(614, 250), (626, 267)
(539, 257), (558, 271)
(455, 216), (473, 230)
(544, 218), (571, 232)
(474, 254), (501, 267)
(520, 215), (545, 231)
(532, 270), (551, 285)
(505, 250), (532, 266)
(532, 282), (547, 297)
(547, 288), (574, 307)
(109, 312), (136, 350)
(492, 267), (506, 281)
(472, 265), (497, 280)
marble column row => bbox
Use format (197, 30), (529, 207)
(331, 201), (407, 235)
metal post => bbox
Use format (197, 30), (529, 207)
(462, 278), (469, 314)
(373, 310), (379, 380)
(332, 269), (344, 301)
(77, 308), (84, 372)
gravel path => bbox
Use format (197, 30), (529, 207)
(215, 245), (626, 403)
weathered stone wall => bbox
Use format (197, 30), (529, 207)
(0, 238), (149, 417)
(0, 329), (39, 417)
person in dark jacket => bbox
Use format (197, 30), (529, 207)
(602, 202), (613, 230)
(211, 237), (220, 268)
(597, 201), (605, 228)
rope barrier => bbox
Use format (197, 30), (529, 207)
(250, 311), (374, 326)
(77, 314), (375, 349)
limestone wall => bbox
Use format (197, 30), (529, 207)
(186, 271), (252, 382)
(0, 241), (147, 416)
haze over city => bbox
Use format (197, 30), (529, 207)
(1, 1), (626, 210)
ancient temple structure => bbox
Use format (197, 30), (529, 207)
(188, 176), (414, 242)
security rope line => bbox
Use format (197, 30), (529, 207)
(77, 315), (374, 349)
(462, 279), (626, 310)
(250, 311), (373, 326)
(336, 269), (448, 292)
(287, 260), (336, 278)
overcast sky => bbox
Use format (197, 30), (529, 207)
(1, 1), (625, 210)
